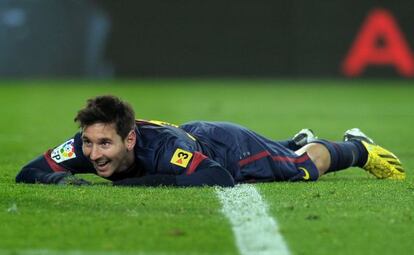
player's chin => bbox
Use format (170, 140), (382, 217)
(95, 164), (114, 177)
(96, 169), (114, 178)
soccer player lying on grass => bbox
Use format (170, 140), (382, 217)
(16, 95), (405, 187)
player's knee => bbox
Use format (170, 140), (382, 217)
(296, 143), (331, 174)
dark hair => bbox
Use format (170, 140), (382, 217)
(74, 95), (135, 139)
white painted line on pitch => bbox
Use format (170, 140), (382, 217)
(216, 184), (290, 255)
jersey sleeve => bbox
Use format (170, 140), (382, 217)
(16, 133), (95, 184)
(113, 153), (235, 187)
(153, 136), (235, 187)
(43, 132), (94, 174)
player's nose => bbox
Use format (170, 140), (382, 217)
(89, 146), (102, 161)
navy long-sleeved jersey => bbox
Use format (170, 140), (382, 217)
(16, 120), (319, 187)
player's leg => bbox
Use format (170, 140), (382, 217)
(296, 128), (405, 179)
(295, 138), (367, 177)
(295, 143), (331, 175)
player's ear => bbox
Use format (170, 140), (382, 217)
(125, 130), (136, 151)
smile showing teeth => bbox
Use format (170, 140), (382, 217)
(95, 160), (110, 168)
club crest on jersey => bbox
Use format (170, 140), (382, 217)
(51, 139), (76, 163)
(170, 148), (193, 168)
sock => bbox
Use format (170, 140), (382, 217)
(313, 139), (368, 173)
(279, 139), (302, 151)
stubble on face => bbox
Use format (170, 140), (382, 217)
(81, 123), (134, 177)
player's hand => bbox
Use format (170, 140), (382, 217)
(56, 174), (91, 186)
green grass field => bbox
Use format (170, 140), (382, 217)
(1, 80), (413, 255)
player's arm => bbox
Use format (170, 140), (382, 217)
(16, 135), (92, 185)
(175, 152), (235, 187)
(16, 155), (89, 185)
(113, 152), (235, 187)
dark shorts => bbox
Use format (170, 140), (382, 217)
(181, 121), (319, 183)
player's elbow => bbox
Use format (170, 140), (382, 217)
(215, 172), (235, 187)
(176, 167), (235, 187)
(210, 168), (235, 187)
(15, 167), (32, 183)
(219, 179), (235, 187)
(16, 156), (57, 184)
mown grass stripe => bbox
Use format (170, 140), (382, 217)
(0, 250), (206, 255)
(216, 184), (290, 255)
(0, 250), (165, 255)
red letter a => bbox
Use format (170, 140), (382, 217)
(342, 8), (414, 77)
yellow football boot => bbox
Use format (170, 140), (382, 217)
(361, 141), (405, 180)
(344, 128), (405, 180)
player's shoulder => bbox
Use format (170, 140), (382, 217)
(137, 119), (190, 138)
(43, 132), (94, 174)
(136, 119), (179, 128)
(49, 132), (83, 164)
(180, 120), (236, 134)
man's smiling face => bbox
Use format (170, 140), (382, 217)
(81, 123), (135, 177)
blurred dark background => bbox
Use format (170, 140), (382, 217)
(1, 0), (414, 78)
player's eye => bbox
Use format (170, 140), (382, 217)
(83, 140), (92, 147)
(100, 141), (111, 148)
